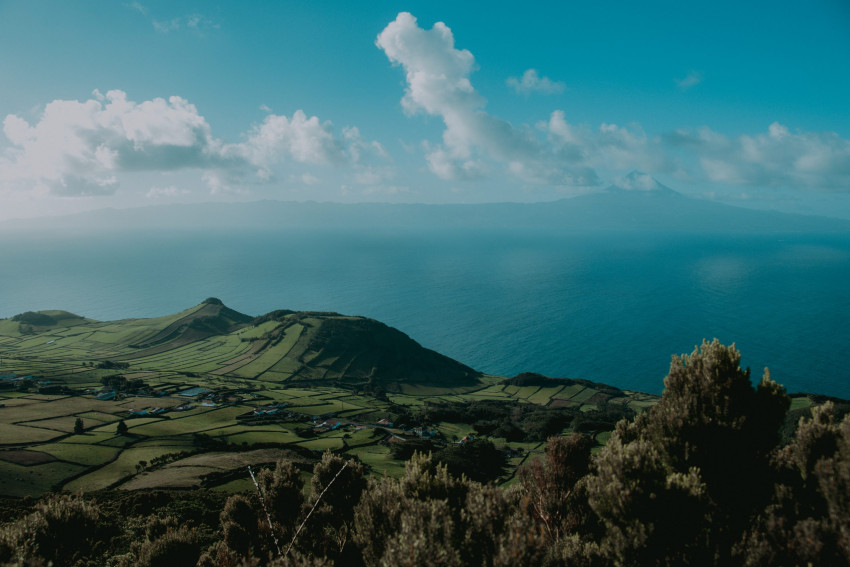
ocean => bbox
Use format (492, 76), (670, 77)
(1, 228), (848, 398)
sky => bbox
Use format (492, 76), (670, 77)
(1, 0), (849, 220)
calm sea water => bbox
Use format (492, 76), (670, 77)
(1, 228), (848, 398)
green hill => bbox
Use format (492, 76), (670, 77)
(0, 299), (481, 389)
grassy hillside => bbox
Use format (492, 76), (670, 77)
(0, 300), (669, 497)
(0, 299), (478, 390)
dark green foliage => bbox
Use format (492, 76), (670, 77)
(11, 311), (56, 326)
(116, 419), (129, 435)
(2, 340), (849, 566)
(220, 494), (261, 559)
(257, 459), (305, 543)
(0, 494), (109, 566)
(740, 402), (850, 565)
(432, 439), (505, 483)
(121, 523), (202, 567)
(353, 452), (545, 566)
(252, 309), (297, 325)
(417, 398), (632, 442)
(309, 452), (367, 525)
(96, 360), (130, 370)
(518, 434), (593, 541)
(389, 438), (434, 460)
(101, 374), (146, 393)
(584, 339), (790, 565)
(73, 417), (84, 434)
(307, 316), (481, 386)
(504, 372), (624, 397)
(354, 452), (470, 566)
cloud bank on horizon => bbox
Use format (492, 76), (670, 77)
(0, 10), (848, 215)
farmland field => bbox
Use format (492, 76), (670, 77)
(0, 300), (674, 496)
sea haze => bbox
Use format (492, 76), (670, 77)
(1, 228), (848, 398)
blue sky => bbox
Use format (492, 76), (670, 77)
(1, 0), (849, 220)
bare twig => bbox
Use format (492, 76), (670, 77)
(284, 461), (349, 559)
(248, 465), (283, 557)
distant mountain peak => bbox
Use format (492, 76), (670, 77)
(608, 171), (678, 195)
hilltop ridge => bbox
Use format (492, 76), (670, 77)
(1, 299), (481, 389)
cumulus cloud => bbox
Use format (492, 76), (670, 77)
(507, 69), (566, 95)
(0, 90), (385, 197)
(377, 12), (850, 194)
(153, 13), (219, 34)
(0, 90), (225, 195)
(376, 12), (593, 186)
(237, 110), (346, 170)
(543, 111), (673, 173)
(667, 122), (850, 190)
(675, 70), (703, 91)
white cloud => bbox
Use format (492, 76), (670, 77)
(0, 90), (387, 198)
(376, 12), (593, 186)
(0, 90), (230, 196)
(507, 69), (566, 95)
(377, 13), (850, 194)
(543, 111), (674, 173)
(153, 13), (219, 34)
(124, 2), (147, 16)
(667, 123), (850, 190)
(675, 70), (703, 91)
(611, 171), (666, 191)
(237, 110), (346, 169)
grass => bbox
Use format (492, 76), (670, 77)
(0, 460), (87, 497)
(0, 301), (669, 497)
(0, 423), (65, 444)
(37, 442), (121, 466)
(347, 445), (406, 478)
(64, 445), (194, 492)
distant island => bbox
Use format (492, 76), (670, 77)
(4, 173), (850, 233)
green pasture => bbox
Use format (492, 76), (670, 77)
(435, 421), (473, 440)
(0, 460), (87, 497)
(0, 423), (65, 444)
(65, 444), (194, 492)
(297, 436), (345, 451)
(21, 416), (82, 434)
(347, 445), (405, 478)
(0, 302), (671, 497)
(231, 324), (303, 378)
(221, 430), (302, 445)
(62, 430), (119, 445)
(119, 465), (215, 490)
(37, 441), (121, 466)
(120, 448), (298, 490)
(129, 407), (245, 436)
(514, 386), (541, 400)
(528, 386), (565, 405)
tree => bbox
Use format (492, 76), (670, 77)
(584, 339), (790, 565)
(518, 433), (593, 541)
(740, 402), (850, 565)
(256, 459), (305, 545)
(300, 452), (366, 560)
(74, 417), (84, 434)
(116, 420), (128, 435)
